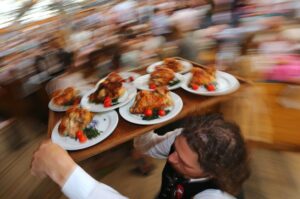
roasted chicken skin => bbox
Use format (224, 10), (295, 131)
(149, 67), (175, 87)
(189, 67), (216, 87)
(162, 58), (183, 72)
(89, 72), (125, 103)
(52, 87), (81, 106)
(130, 87), (173, 114)
(58, 106), (94, 138)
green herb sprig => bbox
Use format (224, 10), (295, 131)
(168, 79), (181, 87)
(84, 127), (102, 139)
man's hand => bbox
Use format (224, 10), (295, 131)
(31, 140), (77, 187)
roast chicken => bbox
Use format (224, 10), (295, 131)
(89, 72), (125, 103)
(162, 58), (183, 72)
(52, 87), (81, 106)
(130, 87), (173, 114)
(58, 106), (94, 138)
(189, 67), (216, 87)
(149, 67), (175, 87)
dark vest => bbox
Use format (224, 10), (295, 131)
(157, 146), (219, 199)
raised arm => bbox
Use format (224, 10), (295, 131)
(31, 140), (127, 199)
(133, 128), (182, 159)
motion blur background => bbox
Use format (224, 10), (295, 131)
(0, 0), (300, 198)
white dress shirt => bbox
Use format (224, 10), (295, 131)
(62, 129), (236, 199)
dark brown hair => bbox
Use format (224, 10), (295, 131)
(181, 113), (250, 195)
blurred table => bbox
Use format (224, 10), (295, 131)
(47, 58), (251, 162)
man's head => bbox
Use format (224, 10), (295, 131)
(168, 113), (250, 195)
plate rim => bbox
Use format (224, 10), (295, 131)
(181, 71), (240, 96)
(119, 92), (183, 125)
(51, 110), (119, 150)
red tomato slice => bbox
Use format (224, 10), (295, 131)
(104, 101), (111, 107)
(128, 76), (134, 82)
(149, 83), (156, 90)
(191, 84), (199, 90)
(206, 84), (215, 91)
(158, 109), (166, 116)
(76, 130), (84, 138)
(79, 135), (87, 143)
(144, 109), (153, 117)
(103, 97), (112, 107)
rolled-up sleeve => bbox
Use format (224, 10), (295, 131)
(62, 166), (128, 199)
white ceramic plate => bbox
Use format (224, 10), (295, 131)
(48, 86), (93, 112)
(133, 73), (184, 91)
(119, 92), (183, 125)
(51, 110), (118, 150)
(181, 71), (240, 96)
(80, 84), (137, 112)
(95, 72), (141, 88)
(146, 60), (192, 74)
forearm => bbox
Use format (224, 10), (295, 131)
(62, 165), (128, 199)
(133, 128), (182, 159)
(48, 156), (77, 187)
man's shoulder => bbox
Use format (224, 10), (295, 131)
(194, 189), (236, 199)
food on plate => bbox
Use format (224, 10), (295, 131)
(189, 67), (216, 91)
(161, 58), (183, 72)
(52, 87), (81, 106)
(89, 72), (125, 104)
(149, 67), (175, 87)
(122, 76), (135, 83)
(58, 106), (94, 138)
(130, 87), (173, 118)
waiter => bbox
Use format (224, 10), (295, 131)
(31, 113), (249, 199)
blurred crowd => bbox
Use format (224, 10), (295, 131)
(1, 0), (300, 123)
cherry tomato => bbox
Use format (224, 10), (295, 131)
(104, 96), (111, 102)
(103, 97), (112, 107)
(78, 135), (87, 143)
(144, 108), (153, 117)
(76, 130), (84, 138)
(206, 84), (215, 91)
(149, 83), (156, 90)
(158, 109), (166, 116)
(128, 76), (134, 82)
(191, 84), (199, 90)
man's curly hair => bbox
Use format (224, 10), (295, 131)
(181, 113), (250, 195)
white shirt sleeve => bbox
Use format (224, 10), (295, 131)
(133, 128), (182, 159)
(62, 166), (128, 199)
(194, 189), (236, 199)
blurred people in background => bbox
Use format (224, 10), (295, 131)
(1, 0), (300, 134)
(110, 0), (137, 25)
(150, 7), (172, 38)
